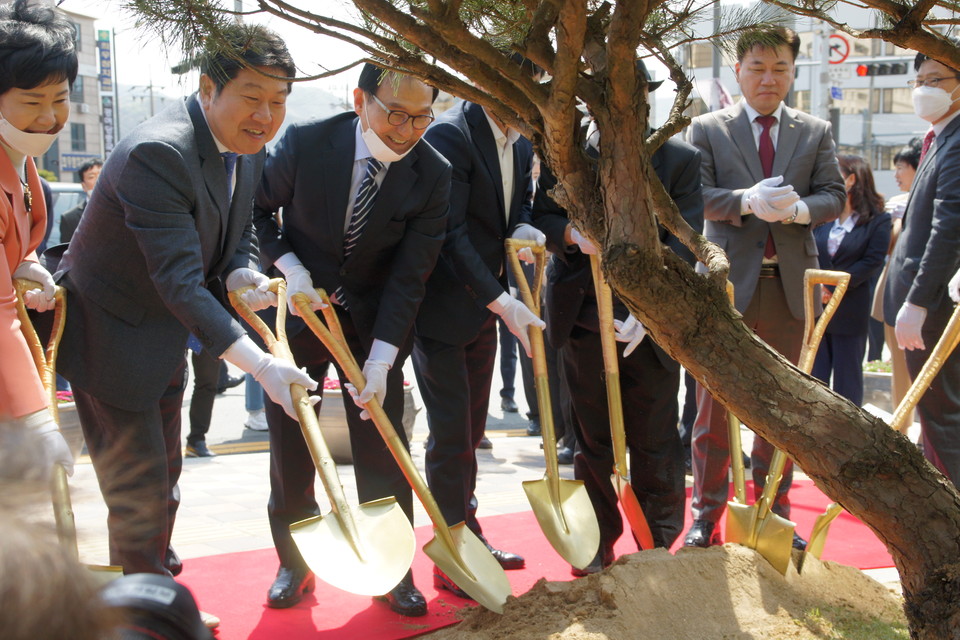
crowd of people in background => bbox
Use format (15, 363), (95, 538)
(5, 0), (960, 635)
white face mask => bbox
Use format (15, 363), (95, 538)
(0, 111), (59, 157)
(360, 96), (413, 163)
(913, 85), (959, 123)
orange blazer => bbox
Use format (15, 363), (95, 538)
(0, 152), (48, 419)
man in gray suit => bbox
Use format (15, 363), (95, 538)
(886, 48), (960, 487)
(56, 25), (314, 592)
(684, 26), (845, 548)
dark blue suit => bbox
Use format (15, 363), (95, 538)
(413, 101), (533, 533)
(812, 212), (891, 405)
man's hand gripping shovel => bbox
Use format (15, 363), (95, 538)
(14, 278), (123, 584)
(288, 288), (511, 612)
(505, 239), (601, 570)
(230, 279), (415, 597)
(725, 269), (850, 575)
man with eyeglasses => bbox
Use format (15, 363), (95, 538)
(412, 52), (545, 598)
(252, 62), (450, 616)
(885, 46), (960, 487)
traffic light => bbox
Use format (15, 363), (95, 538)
(856, 62), (909, 76)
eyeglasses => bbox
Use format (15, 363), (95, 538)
(367, 92), (435, 130)
(908, 76), (960, 88)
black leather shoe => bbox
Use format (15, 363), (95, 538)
(571, 546), (614, 577)
(557, 446), (574, 465)
(792, 532), (808, 551)
(266, 566), (315, 608)
(185, 441), (216, 458)
(433, 565), (472, 600)
(526, 419), (541, 437)
(478, 436), (493, 450)
(683, 519), (722, 548)
(375, 573), (426, 617)
(217, 374), (244, 394)
(478, 534), (525, 570)
(500, 397), (519, 413)
(742, 451), (752, 469)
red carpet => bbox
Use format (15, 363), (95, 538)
(177, 479), (893, 639)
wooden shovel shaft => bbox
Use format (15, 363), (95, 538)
(229, 282), (366, 559)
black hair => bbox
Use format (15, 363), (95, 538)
(199, 23), (295, 95)
(838, 154), (884, 226)
(913, 39), (960, 74)
(357, 62), (440, 102)
(505, 51), (544, 79)
(0, 0), (78, 97)
(893, 137), (923, 170)
(736, 26), (801, 63)
(76, 158), (103, 181)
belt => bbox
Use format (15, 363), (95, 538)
(759, 264), (780, 278)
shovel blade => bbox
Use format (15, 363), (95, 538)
(754, 513), (796, 575)
(86, 565), (124, 587)
(424, 522), (510, 613)
(291, 497), (416, 596)
(614, 476), (655, 550)
(805, 502), (844, 561)
(522, 477), (600, 569)
(725, 501), (758, 546)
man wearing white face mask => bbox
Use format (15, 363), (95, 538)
(252, 63), (449, 616)
(883, 46), (960, 486)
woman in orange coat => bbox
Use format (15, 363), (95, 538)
(0, 0), (78, 479)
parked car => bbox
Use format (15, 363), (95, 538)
(45, 181), (86, 247)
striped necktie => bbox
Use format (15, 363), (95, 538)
(221, 152), (238, 200)
(335, 158), (383, 308)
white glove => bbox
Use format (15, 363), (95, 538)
(20, 409), (74, 478)
(949, 266), (960, 303)
(13, 260), (56, 312)
(511, 223), (545, 264)
(225, 268), (276, 311)
(344, 359), (390, 420)
(743, 176), (799, 216)
(749, 196), (797, 223)
(613, 313), (647, 357)
(488, 291), (545, 357)
(895, 302), (927, 351)
(275, 252), (325, 316)
(569, 227), (598, 255)
(222, 335), (318, 419)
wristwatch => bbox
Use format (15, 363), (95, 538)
(784, 204), (799, 224)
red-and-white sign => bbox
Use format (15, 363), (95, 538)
(829, 34), (850, 64)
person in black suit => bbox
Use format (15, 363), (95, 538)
(58, 158), (102, 245)
(413, 53), (545, 598)
(253, 63), (449, 616)
(812, 155), (891, 406)
(532, 59), (704, 574)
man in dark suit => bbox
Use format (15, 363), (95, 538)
(413, 54), (545, 597)
(886, 48), (960, 487)
(532, 59), (704, 574)
(683, 26), (845, 549)
(253, 63), (449, 616)
(58, 157), (101, 244)
(55, 26), (309, 623)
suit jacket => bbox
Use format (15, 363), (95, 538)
(884, 115), (960, 329)
(688, 101), (845, 319)
(1, 153), (49, 418)
(532, 135), (705, 371)
(814, 212), (891, 336)
(56, 95), (260, 411)
(253, 112), (449, 351)
(59, 200), (84, 245)
(415, 100), (534, 344)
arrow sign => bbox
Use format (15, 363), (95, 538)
(829, 34), (850, 64)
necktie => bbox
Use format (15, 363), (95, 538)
(756, 115), (777, 259)
(335, 158), (384, 308)
(920, 128), (936, 164)
(221, 152), (238, 200)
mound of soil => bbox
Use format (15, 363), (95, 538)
(426, 545), (906, 639)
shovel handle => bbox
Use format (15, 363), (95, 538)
(723, 282), (748, 505)
(890, 303), (960, 432)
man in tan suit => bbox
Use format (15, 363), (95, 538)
(683, 26), (845, 548)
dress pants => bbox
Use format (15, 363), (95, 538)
(266, 309), (413, 570)
(812, 331), (867, 406)
(691, 274), (802, 524)
(73, 359), (186, 576)
(187, 348), (220, 445)
(413, 313), (498, 533)
(562, 325), (685, 550)
(497, 318), (517, 401)
(904, 306), (960, 486)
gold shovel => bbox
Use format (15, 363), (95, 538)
(725, 269), (850, 575)
(587, 254), (657, 550)
(292, 291), (511, 613)
(14, 278), (123, 584)
(229, 281), (416, 597)
(503, 239), (600, 570)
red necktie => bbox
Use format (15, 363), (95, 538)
(920, 128), (936, 164)
(756, 115), (777, 259)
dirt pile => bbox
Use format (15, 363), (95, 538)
(426, 545), (906, 639)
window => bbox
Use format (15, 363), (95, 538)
(836, 88), (872, 114)
(68, 21), (81, 51)
(70, 123), (86, 152)
(880, 87), (913, 114)
(792, 90), (811, 113)
(70, 75), (84, 103)
(688, 43), (714, 69)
